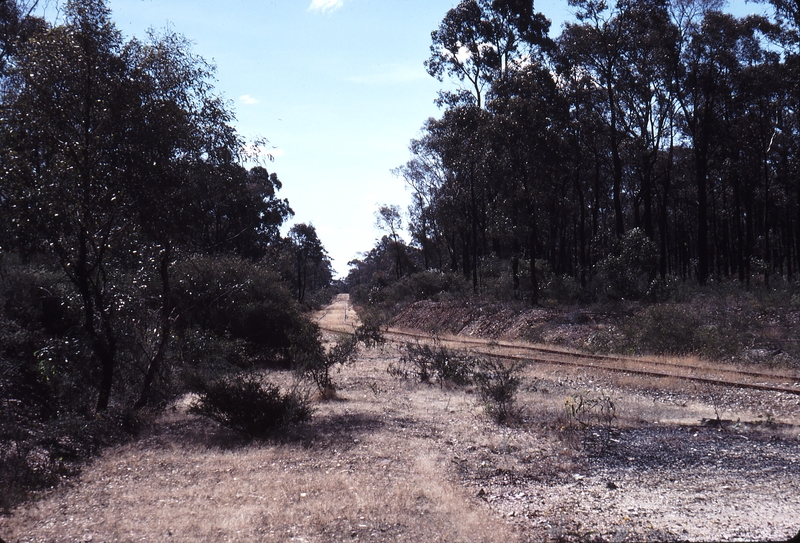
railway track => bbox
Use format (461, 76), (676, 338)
(318, 312), (800, 396)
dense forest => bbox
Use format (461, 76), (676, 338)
(0, 0), (338, 505)
(350, 0), (800, 306)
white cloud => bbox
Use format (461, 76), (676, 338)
(239, 94), (260, 105)
(308, 0), (343, 13)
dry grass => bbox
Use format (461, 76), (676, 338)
(1, 345), (529, 542)
(3, 296), (800, 542)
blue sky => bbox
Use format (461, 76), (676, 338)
(84, 0), (573, 276)
(51, 0), (764, 276)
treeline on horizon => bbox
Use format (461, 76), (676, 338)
(350, 0), (800, 305)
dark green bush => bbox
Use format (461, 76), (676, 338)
(172, 255), (321, 369)
(294, 333), (358, 398)
(619, 301), (751, 360)
(353, 308), (388, 348)
(628, 304), (700, 355)
(543, 273), (584, 304)
(594, 228), (658, 301)
(352, 270), (469, 310)
(0, 257), (143, 510)
(189, 372), (313, 438)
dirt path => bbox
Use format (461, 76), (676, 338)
(2, 296), (800, 542)
(314, 293), (361, 333)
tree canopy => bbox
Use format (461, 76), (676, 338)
(0, 0), (331, 416)
(364, 0), (800, 302)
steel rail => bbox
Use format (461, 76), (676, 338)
(320, 323), (800, 397)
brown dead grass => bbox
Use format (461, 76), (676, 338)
(0, 343), (529, 543)
(3, 295), (800, 542)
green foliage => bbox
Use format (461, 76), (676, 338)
(171, 255), (319, 369)
(625, 304), (700, 355)
(351, 269), (469, 311)
(0, 387), (136, 511)
(0, 259), (95, 415)
(594, 228), (658, 301)
(403, 0), (800, 301)
(294, 333), (358, 398)
(606, 299), (752, 361)
(354, 311), (388, 349)
(473, 358), (523, 424)
(0, 257), (143, 509)
(0, 0), (333, 508)
(288, 223), (333, 305)
(189, 372), (313, 438)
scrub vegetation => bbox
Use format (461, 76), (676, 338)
(3, 0), (800, 540)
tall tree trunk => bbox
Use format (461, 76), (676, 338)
(575, 170), (587, 289)
(511, 237), (520, 296)
(609, 86), (625, 239)
(70, 230), (116, 412)
(470, 169), (479, 294)
(696, 145), (710, 285)
(659, 138), (673, 280)
(135, 243), (172, 410)
(528, 214), (539, 306)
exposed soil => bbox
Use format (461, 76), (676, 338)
(2, 295), (799, 542)
(391, 298), (800, 370)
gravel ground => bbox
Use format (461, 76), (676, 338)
(3, 296), (799, 542)
(461, 421), (800, 542)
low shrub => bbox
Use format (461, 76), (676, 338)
(351, 270), (470, 311)
(618, 301), (751, 360)
(295, 334), (358, 398)
(543, 274), (584, 304)
(473, 358), (523, 424)
(391, 341), (476, 387)
(627, 304), (700, 355)
(172, 254), (317, 369)
(189, 372), (313, 438)
(354, 309), (388, 349)
(594, 228), (658, 301)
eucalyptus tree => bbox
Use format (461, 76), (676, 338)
(615, 0), (678, 244)
(488, 64), (569, 302)
(397, 121), (470, 274)
(375, 204), (406, 280)
(557, 0), (631, 239)
(425, 0), (550, 109)
(400, 0), (800, 298)
(288, 223), (331, 304)
(0, 0), (283, 410)
(0, 0), (42, 74)
(432, 105), (497, 292)
(1, 0), (140, 410)
(123, 31), (293, 407)
(394, 137), (449, 271)
(727, 54), (785, 286)
(760, 0), (800, 279)
(671, 2), (772, 283)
